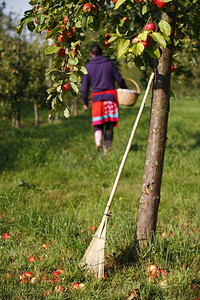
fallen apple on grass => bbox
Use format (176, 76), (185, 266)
(28, 256), (36, 262)
(91, 225), (97, 231)
(3, 232), (10, 240)
(72, 282), (85, 289)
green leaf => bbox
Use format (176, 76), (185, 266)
(116, 39), (130, 57)
(70, 82), (79, 94)
(17, 23), (24, 35)
(68, 57), (79, 66)
(80, 66), (88, 75)
(147, 44), (161, 59)
(114, 0), (126, 10)
(70, 74), (81, 83)
(158, 20), (171, 36)
(27, 21), (35, 32)
(135, 43), (145, 55)
(151, 32), (166, 48)
(44, 46), (59, 55)
(138, 31), (148, 41)
(29, 0), (38, 4)
(142, 5), (148, 15)
(108, 36), (118, 43)
(64, 107), (70, 118)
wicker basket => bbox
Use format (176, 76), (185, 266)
(117, 78), (140, 106)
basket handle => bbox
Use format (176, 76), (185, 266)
(126, 78), (140, 93)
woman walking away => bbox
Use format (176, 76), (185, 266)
(81, 43), (127, 155)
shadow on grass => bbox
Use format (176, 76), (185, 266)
(105, 240), (140, 273)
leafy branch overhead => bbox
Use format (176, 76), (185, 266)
(17, 0), (200, 118)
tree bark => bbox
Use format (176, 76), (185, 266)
(71, 100), (78, 117)
(12, 101), (20, 129)
(34, 102), (39, 126)
(136, 5), (177, 248)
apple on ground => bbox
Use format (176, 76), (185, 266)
(30, 277), (36, 284)
(24, 271), (33, 278)
(146, 264), (157, 273)
(28, 256), (36, 262)
(55, 285), (65, 293)
(3, 232), (10, 240)
(91, 225), (97, 232)
(72, 282), (85, 289)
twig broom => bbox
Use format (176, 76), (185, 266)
(81, 72), (155, 278)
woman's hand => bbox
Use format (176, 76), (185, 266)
(83, 104), (89, 111)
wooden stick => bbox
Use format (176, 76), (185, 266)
(97, 72), (155, 238)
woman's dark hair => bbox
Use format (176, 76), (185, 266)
(90, 43), (102, 56)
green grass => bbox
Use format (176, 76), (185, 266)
(0, 98), (199, 299)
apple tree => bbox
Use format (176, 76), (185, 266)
(0, 7), (49, 127)
(17, 0), (200, 247)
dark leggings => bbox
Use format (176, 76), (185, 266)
(94, 122), (114, 141)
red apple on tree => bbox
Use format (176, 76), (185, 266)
(123, 16), (128, 23)
(145, 23), (156, 31)
(132, 36), (139, 44)
(92, 4), (99, 14)
(103, 39), (110, 48)
(105, 33), (111, 39)
(83, 3), (92, 13)
(62, 83), (71, 92)
(113, 0), (118, 3)
(135, 0), (144, 3)
(63, 29), (73, 39)
(58, 48), (65, 58)
(171, 64), (178, 72)
(141, 35), (152, 48)
(156, 0), (167, 8)
(59, 34), (67, 43)
(63, 15), (69, 24)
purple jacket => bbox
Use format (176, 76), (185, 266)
(81, 55), (127, 105)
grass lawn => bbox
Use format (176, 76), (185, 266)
(0, 97), (199, 299)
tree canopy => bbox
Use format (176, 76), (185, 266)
(16, 0), (199, 117)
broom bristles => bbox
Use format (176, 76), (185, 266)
(81, 216), (108, 278)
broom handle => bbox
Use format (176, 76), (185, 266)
(97, 72), (155, 237)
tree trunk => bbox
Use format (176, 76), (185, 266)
(71, 100), (78, 117)
(34, 102), (39, 126)
(12, 101), (20, 129)
(136, 5), (177, 248)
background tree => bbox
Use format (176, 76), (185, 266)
(17, 0), (200, 248)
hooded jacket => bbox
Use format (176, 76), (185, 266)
(81, 55), (127, 105)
